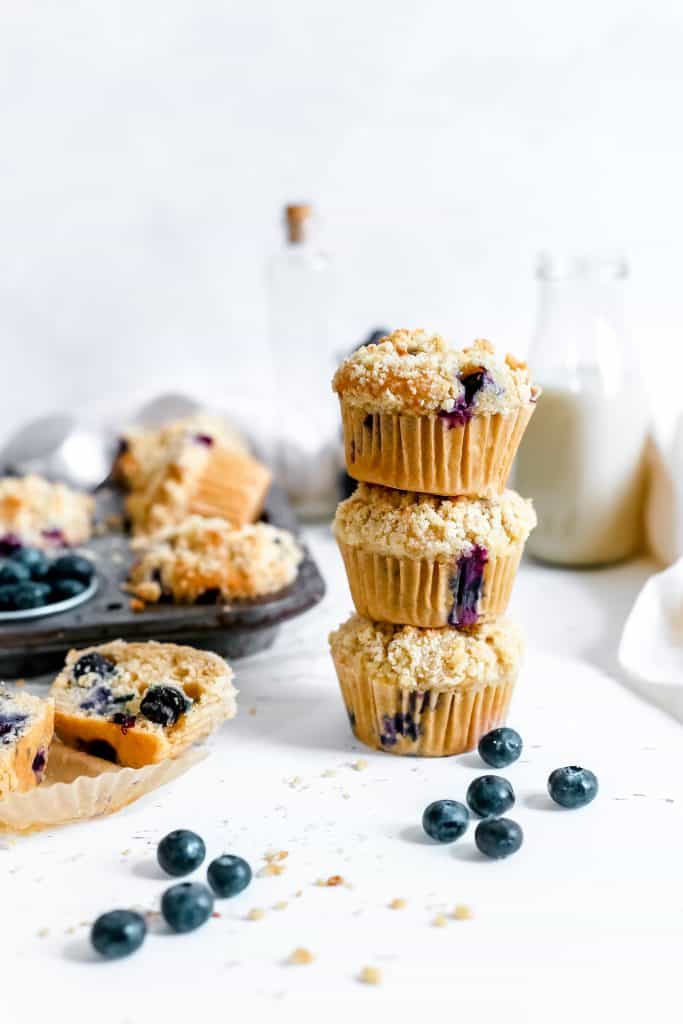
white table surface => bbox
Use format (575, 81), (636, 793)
(4, 528), (681, 1023)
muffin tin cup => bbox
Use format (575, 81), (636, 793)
(0, 741), (207, 833)
(336, 541), (523, 629)
(340, 402), (535, 497)
(330, 651), (517, 757)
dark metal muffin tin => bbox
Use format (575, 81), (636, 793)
(0, 484), (325, 678)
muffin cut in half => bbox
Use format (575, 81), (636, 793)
(0, 474), (94, 552)
(115, 414), (248, 492)
(50, 641), (236, 768)
(125, 432), (271, 536)
(127, 515), (303, 605)
(333, 331), (539, 497)
(329, 615), (522, 757)
(0, 688), (54, 799)
(334, 484), (535, 628)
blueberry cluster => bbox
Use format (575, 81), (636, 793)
(0, 549), (95, 612)
(90, 829), (253, 959)
(420, 727), (598, 859)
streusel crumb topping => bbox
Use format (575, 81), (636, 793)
(0, 475), (94, 549)
(329, 615), (522, 691)
(333, 484), (536, 559)
(128, 516), (303, 603)
(332, 330), (537, 415)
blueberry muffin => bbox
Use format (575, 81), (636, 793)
(50, 641), (236, 768)
(0, 475), (94, 552)
(0, 688), (54, 799)
(115, 414), (247, 492)
(334, 484), (535, 628)
(329, 615), (522, 756)
(126, 516), (303, 605)
(333, 331), (539, 497)
(124, 429), (271, 535)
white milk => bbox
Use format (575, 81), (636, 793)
(515, 373), (649, 566)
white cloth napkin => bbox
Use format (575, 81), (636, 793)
(619, 417), (683, 721)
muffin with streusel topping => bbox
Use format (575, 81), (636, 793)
(333, 331), (539, 497)
(329, 614), (522, 756)
(127, 515), (303, 606)
(333, 484), (535, 628)
(0, 474), (94, 551)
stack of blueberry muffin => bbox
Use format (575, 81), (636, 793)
(328, 330), (539, 756)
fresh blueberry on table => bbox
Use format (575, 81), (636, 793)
(421, 799), (470, 843)
(475, 817), (523, 859)
(547, 766), (598, 808)
(49, 578), (87, 602)
(0, 581), (51, 610)
(157, 829), (206, 877)
(73, 651), (117, 680)
(48, 553), (94, 585)
(207, 854), (253, 897)
(466, 775), (515, 818)
(11, 546), (50, 579)
(91, 909), (147, 959)
(140, 686), (191, 727)
(161, 882), (214, 933)
(0, 560), (31, 585)
(478, 727), (523, 769)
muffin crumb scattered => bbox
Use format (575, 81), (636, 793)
(273, 901), (288, 911)
(432, 914), (448, 927)
(288, 947), (315, 965)
(352, 759), (369, 771)
(359, 965), (382, 986)
(247, 908), (265, 921)
(452, 904), (473, 921)
(389, 898), (407, 910)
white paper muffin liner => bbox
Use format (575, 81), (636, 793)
(0, 741), (206, 833)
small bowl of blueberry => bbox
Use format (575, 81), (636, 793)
(0, 547), (98, 621)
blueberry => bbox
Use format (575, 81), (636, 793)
(11, 546), (50, 579)
(0, 534), (22, 556)
(547, 766), (598, 809)
(466, 775), (515, 818)
(49, 578), (87, 603)
(157, 829), (206, 877)
(475, 817), (523, 859)
(161, 882), (214, 933)
(48, 554), (94, 585)
(73, 651), (116, 680)
(478, 728), (523, 769)
(448, 546), (488, 627)
(91, 909), (146, 959)
(207, 855), (252, 897)
(32, 747), (47, 778)
(140, 686), (191, 727)
(422, 799), (470, 843)
(0, 582), (50, 610)
(0, 560), (30, 585)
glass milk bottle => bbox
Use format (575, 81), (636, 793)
(267, 204), (338, 520)
(515, 254), (649, 566)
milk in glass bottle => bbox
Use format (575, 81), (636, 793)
(515, 254), (649, 566)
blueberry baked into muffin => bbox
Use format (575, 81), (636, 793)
(328, 615), (522, 756)
(0, 688), (54, 799)
(333, 331), (539, 497)
(333, 484), (536, 628)
(124, 428), (271, 536)
(0, 474), (94, 552)
(127, 516), (303, 605)
(115, 414), (248, 493)
(50, 641), (236, 768)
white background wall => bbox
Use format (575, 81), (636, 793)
(2, 0), (682, 437)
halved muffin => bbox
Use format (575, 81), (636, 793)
(0, 688), (54, 799)
(50, 641), (236, 768)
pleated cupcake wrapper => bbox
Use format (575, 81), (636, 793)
(337, 541), (523, 629)
(188, 446), (271, 528)
(0, 741), (207, 833)
(341, 402), (535, 497)
(331, 651), (517, 757)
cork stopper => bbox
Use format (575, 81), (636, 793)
(285, 204), (312, 244)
